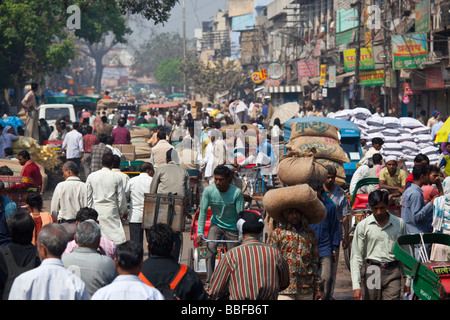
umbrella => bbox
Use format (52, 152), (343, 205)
(269, 102), (300, 127)
(435, 117), (450, 143)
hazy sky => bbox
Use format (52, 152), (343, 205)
(127, 0), (228, 48)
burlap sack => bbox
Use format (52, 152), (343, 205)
(315, 158), (346, 179)
(277, 149), (328, 186)
(290, 121), (340, 140)
(263, 184), (326, 224)
(96, 99), (119, 111)
(286, 136), (349, 164)
(129, 126), (153, 139)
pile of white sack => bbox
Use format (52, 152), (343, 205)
(329, 108), (439, 171)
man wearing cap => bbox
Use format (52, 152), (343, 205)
(427, 110), (440, 129)
(379, 155), (407, 206)
(208, 210), (290, 300)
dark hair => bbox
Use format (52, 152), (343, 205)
(31, 82), (38, 91)
(72, 122), (79, 130)
(118, 118), (126, 127)
(63, 160), (79, 176)
(146, 223), (176, 257)
(106, 135), (114, 145)
(112, 155), (121, 168)
(414, 154), (429, 165)
(18, 150), (30, 160)
(368, 190), (389, 207)
(412, 164), (430, 180)
(76, 207), (99, 222)
(372, 153), (383, 165)
(140, 162), (153, 173)
(102, 152), (114, 167)
(429, 165), (440, 173)
(238, 211), (264, 234)
(115, 241), (143, 271)
(4, 147), (13, 156)
(307, 179), (324, 194)
(326, 165), (337, 176)
(214, 164), (232, 178)
(26, 193), (43, 211)
(82, 126), (93, 135)
(8, 209), (35, 244)
(372, 137), (384, 146)
(98, 133), (108, 144)
(101, 116), (108, 123)
(157, 130), (166, 140)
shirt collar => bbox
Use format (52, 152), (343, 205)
(66, 176), (81, 182)
(367, 213), (394, 229)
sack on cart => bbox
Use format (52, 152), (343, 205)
(142, 193), (186, 232)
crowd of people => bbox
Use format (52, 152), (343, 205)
(0, 89), (449, 301)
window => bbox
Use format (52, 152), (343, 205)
(45, 108), (70, 120)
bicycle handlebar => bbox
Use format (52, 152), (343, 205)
(200, 237), (241, 244)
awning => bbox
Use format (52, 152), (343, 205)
(336, 71), (355, 84)
(265, 85), (302, 93)
(148, 102), (180, 109)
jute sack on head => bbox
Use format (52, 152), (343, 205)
(286, 136), (349, 164)
(277, 148), (328, 186)
(314, 158), (347, 180)
(263, 184), (326, 224)
(290, 121), (340, 141)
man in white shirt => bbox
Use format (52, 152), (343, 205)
(125, 162), (154, 249)
(150, 130), (174, 170)
(8, 223), (88, 300)
(86, 153), (128, 245)
(91, 241), (164, 300)
(50, 161), (88, 240)
(61, 122), (84, 170)
(111, 155), (130, 191)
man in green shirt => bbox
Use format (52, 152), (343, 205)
(196, 165), (245, 286)
(379, 155), (407, 206)
(350, 190), (408, 300)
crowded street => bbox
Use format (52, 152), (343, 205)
(0, 0), (449, 307)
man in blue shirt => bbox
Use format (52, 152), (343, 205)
(401, 164), (438, 260)
(308, 179), (340, 300)
(261, 100), (269, 119)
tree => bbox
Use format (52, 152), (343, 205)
(132, 32), (185, 77)
(72, 0), (132, 92)
(179, 55), (246, 101)
(0, 0), (76, 106)
(153, 58), (183, 94)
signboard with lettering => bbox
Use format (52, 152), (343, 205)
(392, 34), (428, 70)
(297, 59), (320, 78)
(359, 70), (384, 86)
(267, 63), (284, 80)
(343, 48), (375, 72)
(252, 69), (268, 83)
(415, 0), (430, 33)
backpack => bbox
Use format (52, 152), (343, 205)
(139, 264), (188, 300)
(0, 246), (37, 300)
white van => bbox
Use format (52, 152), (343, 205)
(38, 104), (77, 130)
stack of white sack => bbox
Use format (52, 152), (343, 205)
(329, 108), (439, 171)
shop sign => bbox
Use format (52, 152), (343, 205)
(415, 0), (430, 33)
(252, 69), (268, 83)
(320, 65), (327, 86)
(343, 48), (375, 72)
(359, 70), (384, 86)
(392, 34), (428, 70)
(267, 63), (284, 80)
(297, 59), (320, 78)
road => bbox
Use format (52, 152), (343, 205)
(41, 170), (354, 300)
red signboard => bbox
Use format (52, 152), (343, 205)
(297, 59), (320, 78)
(426, 68), (444, 89)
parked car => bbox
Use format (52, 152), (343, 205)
(38, 104), (77, 131)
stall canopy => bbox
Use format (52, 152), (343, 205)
(148, 102), (180, 109)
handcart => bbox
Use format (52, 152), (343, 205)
(120, 160), (144, 178)
(189, 208), (262, 279)
(393, 233), (450, 300)
(0, 175), (39, 210)
(344, 177), (401, 270)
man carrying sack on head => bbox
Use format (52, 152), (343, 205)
(264, 184), (326, 300)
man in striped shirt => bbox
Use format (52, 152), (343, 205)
(208, 211), (289, 300)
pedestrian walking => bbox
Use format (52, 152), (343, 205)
(8, 223), (88, 300)
(91, 241), (164, 300)
(21, 82), (39, 141)
(350, 190), (408, 300)
(61, 122), (84, 171)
